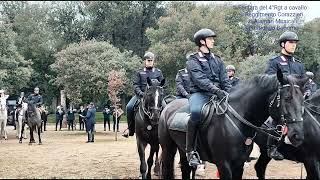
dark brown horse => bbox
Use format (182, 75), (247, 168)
(135, 77), (165, 179)
(254, 89), (320, 180)
(159, 70), (308, 179)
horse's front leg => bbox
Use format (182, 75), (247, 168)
(4, 119), (7, 140)
(29, 126), (35, 144)
(230, 160), (246, 180)
(16, 120), (19, 138)
(154, 145), (160, 176)
(147, 143), (158, 179)
(38, 126), (42, 145)
(216, 161), (232, 180)
(137, 138), (147, 179)
(19, 122), (25, 143)
(303, 156), (320, 180)
(254, 151), (272, 180)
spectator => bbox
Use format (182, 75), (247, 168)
(78, 105), (87, 131)
(55, 105), (65, 131)
(113, 106), (124, 132)
(67, 107), (75, 131)
(85, 102), (96, 143)
(103, 105), (111, 131)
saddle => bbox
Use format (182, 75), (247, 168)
(169, 95), (228, 132)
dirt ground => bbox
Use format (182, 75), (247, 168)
(0, 123), (307, 179)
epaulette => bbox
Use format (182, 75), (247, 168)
(155, 68), (162, 72)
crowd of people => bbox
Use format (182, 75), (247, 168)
(54, 103), (124, 142)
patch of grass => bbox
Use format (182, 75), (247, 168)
(47, 112), (127, 124)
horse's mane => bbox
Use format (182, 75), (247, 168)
(308, 89), (320, 105)
(231, 74), (279, 98)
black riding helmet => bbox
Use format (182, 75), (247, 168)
(194, 28), (216, 47)
(279, 31), (299, 47)
(143, 52), (155, 60)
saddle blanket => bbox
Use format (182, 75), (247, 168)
(168, 105), (190, 132)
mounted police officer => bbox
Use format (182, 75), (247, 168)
(265, 31), (306, 160)
(186, 28), (232, 167)
(15, 92), (27, 121)
(175, 54), (191, 99)
(27, 87), (43, 115)
(122, 51), (165, 138)
(226, 65), (240, 87)
(304, 71), (317, 99)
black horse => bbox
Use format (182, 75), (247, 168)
(19, 101), (43, 145)
(159, 70), (308, 179)
(254, 89), (320, 180)
(135, 77), (165, 179)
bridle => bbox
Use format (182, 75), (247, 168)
(221, 83), (303, 141)
(139, 85), (164, 125)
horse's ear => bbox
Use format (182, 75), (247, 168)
(160, 78), (165, 87)
(297, 75), (310, 92)
(277, 68), (286, 85)
(147, 77), (152, 86)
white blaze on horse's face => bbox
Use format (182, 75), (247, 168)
(155, 89), (159, 109)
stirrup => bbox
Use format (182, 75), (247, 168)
(187, 151), (202, 167)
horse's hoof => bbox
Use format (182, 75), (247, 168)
(19, 140), (22, 143)
(24, 137), (27, 139)
(38, 142), (42, 145)
(28, 142), (32, 145)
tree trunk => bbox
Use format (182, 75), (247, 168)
(60, 90), (67, 128)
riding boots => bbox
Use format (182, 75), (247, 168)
(267, 135), (284, 160)
(186, 120), (201, 167)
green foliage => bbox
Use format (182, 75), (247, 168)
(146, 2), (255, 93)
(237, 52), (275, 80)
(0, 24), (33, 94)
(50, 40), (141, 105)
(296, 18), (320, 84)
(83, 1), (165, 57)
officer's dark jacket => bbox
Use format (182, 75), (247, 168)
(55, 110), (65, 120)
(79, 108), (87, 120)
(186, 52), (232, 93)
(175, 68), (190, 97)
(265, 54), (305, 76)
(229, 76), (240, 87)
(103, 108), (111, 118)
(27, 93), (43, 106)
(133, 67), (164, 97)
(67, 110), (75, 120)
(86, 107), (96, 124)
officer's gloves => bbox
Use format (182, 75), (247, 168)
(216, 89), (229, 100)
